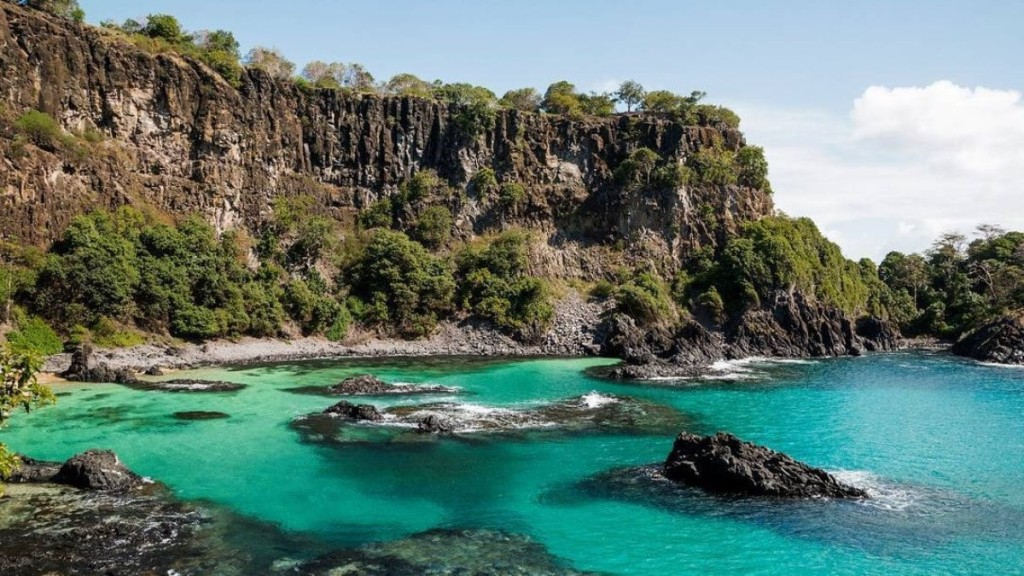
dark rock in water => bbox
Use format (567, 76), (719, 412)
(173, 411), (230, 421)
(417, 413), (456, 434)
(324, 400), (384, 421)
(663, 432), (866, 499)
(127, 378), (246, 392)
(295, 393), (690, 444)
(145, 365), (165, 376)
(327, 374), (457, 396)
(298, 528), (603, 575)
(6, 456), (61, 484)
(952, 312), (1024, 365)
(53, 450), (144, 491)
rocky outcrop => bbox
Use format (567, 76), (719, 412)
(296, 374), (458, 396)
(294, 393), (690, 443)
(952, 312), (1024, 365)
(323, 400), (385, 421)
(53, 449), (144, 491)
(126, 378), (247, 392)
(599, 289), (900, 378)
(0, 2), (771, 280)
(60, 343), (138, 384)
(663, 432), (867, 498)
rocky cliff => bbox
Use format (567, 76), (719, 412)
(0, 3), (771, 280)
(952, 312), (1024, 365)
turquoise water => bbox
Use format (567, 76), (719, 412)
(3, 351), (1024, 575)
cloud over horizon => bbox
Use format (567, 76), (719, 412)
(736, 81), (1024, 262)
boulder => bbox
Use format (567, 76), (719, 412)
(952, 312), (1024, 365)
(663, 432), (866, 498)
(329, 374), (390, 394)
(323, 400), (384, 422)
(60, 344), (141, 384)
(417, 414), (456, 434)
(53, 450), (143, 491)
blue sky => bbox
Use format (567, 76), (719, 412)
(79, 1), (1024, 259)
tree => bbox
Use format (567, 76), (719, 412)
(579, 92), (616, 116)
(244, 47), (295, 80)
(341, 63), (375, 92)
(499, 88), (542, 112)
(142, 13), (185, 43)
(735, 146), (770, 191)
(192, 29), (239, 57)
(641, 90), (684, 113)
(616, 80), (645, 112)
(383, 73), (433, 98)
(0, 346), (55, 493)
(542, 81), (583, 117)
(301, 61), (345, 89)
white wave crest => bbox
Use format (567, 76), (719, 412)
(831, 469), (918, 511)
(579, 392), (618, 409)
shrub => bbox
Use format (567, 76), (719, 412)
(469, 167), (498, 196)
(688, 147), (737, 186)
(413, 206), (453, 249)
(499, 182), (526, 208)
(90, 317), (145, 348)
(15, 110), (62, 149)
(5, 313), (62, 356)
(359, 198), (394, 230)
(613, 271), (677, 326)
(735, 146), (770, 191)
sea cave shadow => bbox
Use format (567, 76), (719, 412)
(542, 465), (1024, 558)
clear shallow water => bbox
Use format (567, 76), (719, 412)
(3, 352), (1024, 575)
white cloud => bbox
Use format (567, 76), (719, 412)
(734, 81), (1024, 261)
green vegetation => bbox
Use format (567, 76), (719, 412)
(879, 226), (1024, 338)
(0, 346), (54, 494)
(346, 230), (455, 338)
(611, 269), (678, 327)
(457, 232), (554, 341)
(5, 311), (62, 355)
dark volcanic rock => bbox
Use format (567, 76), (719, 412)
(53, 450), (143, 491)
(6, 456), (61, 483)
(417, 413), (457, 434)
(298, 529), (603, 576)
(952, 312), (1024, 365)
(323, 400), (385, 421)
(663, 432), (866, 498)
(145, 365), (165, 376)
(287, 374), (459, 397)
(173, 411), (230, 421)
(127, 378), (247, 392)
(60, 344), (141, 384)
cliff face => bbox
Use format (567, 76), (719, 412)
(0, 4), (772, 278)
(952, 312), (1024, 365)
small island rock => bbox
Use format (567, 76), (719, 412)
(663, 432), (866, 499)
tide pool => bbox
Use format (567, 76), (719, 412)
(3, 351), (1023, 575)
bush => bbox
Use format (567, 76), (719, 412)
(359, 199), (394, 229)
(736, 146), (770, 191)
(15, 110), (63, 149)
(469, 168), (498, 196)
(499, 182), (526, 208)
(613, 271), (677, 326)
(688, 147), (737, 186)
(90, 317), (145, 348)
(5, 313), (62, 356)
(413, 206), (453, 249)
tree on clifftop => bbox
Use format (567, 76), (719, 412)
(18, 0), (83, 21)
(616, 80), (646, 112)
(244, 46), (295, 80)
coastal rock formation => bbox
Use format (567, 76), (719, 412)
(294, 393), (690, 443)
(600, 289), (899, 378)
(53, 449), (144, 491)
(663, 432), (867, 498)
(323, 400), (385, 422)
(126, 378), (247, 392)
(60, 343), (139, 384)
(289, 374), (459, 396)
(952, 312), (1024, 365)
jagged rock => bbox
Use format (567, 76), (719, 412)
(663, 432), (866, 498)
(952, 312), (1024, 365)
(323, 400), (385, 421)
(145, 365), (165, 376)
(53, 450), (143, 491)
(417, 414), (456, 434)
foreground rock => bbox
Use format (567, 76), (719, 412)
(53, 449), (144, 491)
(952, 312), (1024, 365)
(289, 373), (459, 397)
(298, 528), (603, 575)
(293, 393), (690, 444)
(663, 432), (866, 498)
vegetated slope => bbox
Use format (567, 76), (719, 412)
(0, 3), (902, 371)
